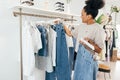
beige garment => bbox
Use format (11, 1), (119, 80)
(72, 23), (105, 53)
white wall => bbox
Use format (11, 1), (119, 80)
(0, 0), (20, 80)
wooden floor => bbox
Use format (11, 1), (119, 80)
(97, 60), (120, 80)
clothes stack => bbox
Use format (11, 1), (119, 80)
(21, 0), (34, 6)
(55, 2), (64, 12)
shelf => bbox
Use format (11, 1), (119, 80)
(12, 5), (80, 19)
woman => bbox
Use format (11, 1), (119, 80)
(64, 0), (105, 80)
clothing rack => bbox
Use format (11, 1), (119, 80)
(12, 5), (79, 80)
(13, 12), (77, 21)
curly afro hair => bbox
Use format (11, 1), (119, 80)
(84, 0), (105, 19)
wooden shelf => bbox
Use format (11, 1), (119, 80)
(13, 5), (80, 19)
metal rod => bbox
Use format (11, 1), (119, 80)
(13, 12), (77, 21)
(20, 0), (22, 4)
(109, 73), (111, 79)
(19, 8), (23, 80)
(104, 73), (106, 80)
(114, 12), (117, 29)
(107, 40), (110, 62)
(71, 16), (73, 23)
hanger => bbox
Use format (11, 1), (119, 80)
(47, 18), (63, 25)
(35, 21), (46, 26)
(64, 22), (80, 31)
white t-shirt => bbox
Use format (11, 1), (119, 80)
(29, 25), (42, 53)
(72, 23), (105, 53)
(22, 21), (35, 78)
(48, 27), (57, 67)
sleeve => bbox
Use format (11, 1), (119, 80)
(94, 27), (105, 49)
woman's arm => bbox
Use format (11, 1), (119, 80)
(80, 38), (102, 53)
(64, 25), (73, 37)
(88, 40), (102, 53)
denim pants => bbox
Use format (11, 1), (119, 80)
(37, 25), (48, 56)
(74, 44), (98, 80)
(46, 23), (71, 80)
(69, 47), (74, 75)
(72, 38), (77, 70)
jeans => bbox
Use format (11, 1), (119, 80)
(72, 38), (76, 70)
(69, 47), (74, 75)
(46, 23), (71, 80)
(74, 44), (98, 80)
(37, 25), (48, 56)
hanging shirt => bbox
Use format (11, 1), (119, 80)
(22, 21), (35, 79)
(34, 68), (45, 80)
(65, 33), (74, 59)
(105, 29), (111, 41)
(48, 26), (57, 66)
(72, 23), (105, 53)
(35, 25), (56, 72)
(29, 24), (42, 53)
(37, 25), (48, 56)
(65, 26), (74, 48)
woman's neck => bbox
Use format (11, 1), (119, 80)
(87, 19), (95, 25)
